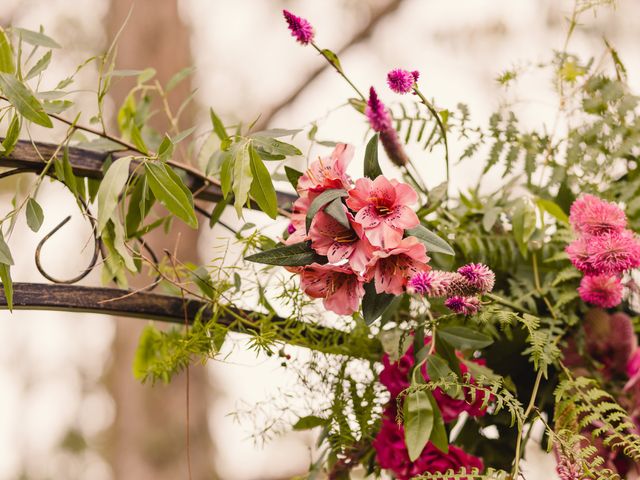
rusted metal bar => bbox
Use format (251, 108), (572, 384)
(0, 139), (298, 209)
(0, 283), (380, 359)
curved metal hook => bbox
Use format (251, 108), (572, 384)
(35, 199), (100, 284)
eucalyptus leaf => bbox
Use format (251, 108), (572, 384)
(26, 197), (44, 232)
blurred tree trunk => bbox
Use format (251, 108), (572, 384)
(104, 1), (215, 479)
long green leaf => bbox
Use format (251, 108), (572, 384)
(362, 281), (394, 324)
(426, 391), (448, 453)
(0, 73), (52, 127)
(210, 108), (228, 141)
(285, 165), (303, 190)
(1, 114), (21, 156)
(305, 188), (348, 232)
(363, 133), (382, 179)
(405, 225), (455, 256)
(251, 136), (301, 156)
(245, 241), (325, 267)
(96, 156), (132, 234)
(438, 326), (493, 350)
(404, 390), (433, 462)
(0, 263), (13, 311)
(248, 146), (277, 218)
(25, 50), (51, 80)
(0, 27), (14, 74)
(145, 162), (198, 228)
(15, 28), (61, 48)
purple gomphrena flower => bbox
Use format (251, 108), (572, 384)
(365, 87), (392, 132)
(457, 263), (495, 294)
(578, 274), (624, 308)
(411, 70), (420, 82)
(387, 69), (417, 94)
(407, 271), (452, 297)
(444, 296), (482, 315)
(283, 10), (314, 45)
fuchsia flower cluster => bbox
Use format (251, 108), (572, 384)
(374, 339), (486, 479)
(286, 144), (428, 315)
(566, 194), (640, 308)
(561, 309), (640, 477)
(408, 264), (496, 315)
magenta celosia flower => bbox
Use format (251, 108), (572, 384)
(296, 143), (353, 195)
(407, 270), (453, 296)
(308, 208), (374, 273)
(457, 263), (495, 294)
(347, 176), (419, 248)
(578, 274), (623, 308)
(299, 263), (364, 315)
(445, 296), (482, 315)
(387, 68), (418, 94)
(587, 230), (640, 275)
(373, 413), (484, 480)
(282, 10), (314, 45)
(365, 237), (429, 294)
(379, 341), (490, 421)
(365, 87), (393, 132)
(569, 194), (627, 236)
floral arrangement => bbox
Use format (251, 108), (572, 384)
(3, 1), (640, 479)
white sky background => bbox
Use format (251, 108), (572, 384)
(1, 0), (640, 479)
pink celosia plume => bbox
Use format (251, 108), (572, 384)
(282, 10), (314, 45)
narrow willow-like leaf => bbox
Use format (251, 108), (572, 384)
(26, 197), (44, 232)
(251, 136), (302, 157)
(537, 198), (569, 224)
(210, 108), (228, 141)
(145, 162), (198, 228)
(245, 241), (325, 267)
(1, 114), (20, 156)
(0, 263), (13, 311)
(96, 156), (132, 233)
(15, 27), (61, 48)
(363, 133), (382, 179)
(0, 231), (13, 265)
(439, 326), (493, 350)
(0, 27), (15, 74)
(405, 225), (455, 256)
(404, 389), (433, 461)
(0, 73), (52, 127)
(248, 145), (277, 218)
(209, 196), (230, 228)
(232, 143), (252, 217)
(25, 50), (52, 80)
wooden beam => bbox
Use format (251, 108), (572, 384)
(0, 283), (380, 359)
(0, 139), (297, 209)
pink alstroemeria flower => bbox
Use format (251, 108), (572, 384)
(296, 144), (354, 195)
(346, 176), (419, 248)
(366, 237), (429, 294)
(308, 208), (374, 273)
(299, 263), (365, 315)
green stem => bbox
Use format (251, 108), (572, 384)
(512, 368), (544, 478)
(412, 87), (450, 197)
(311, 43), (365, 100)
